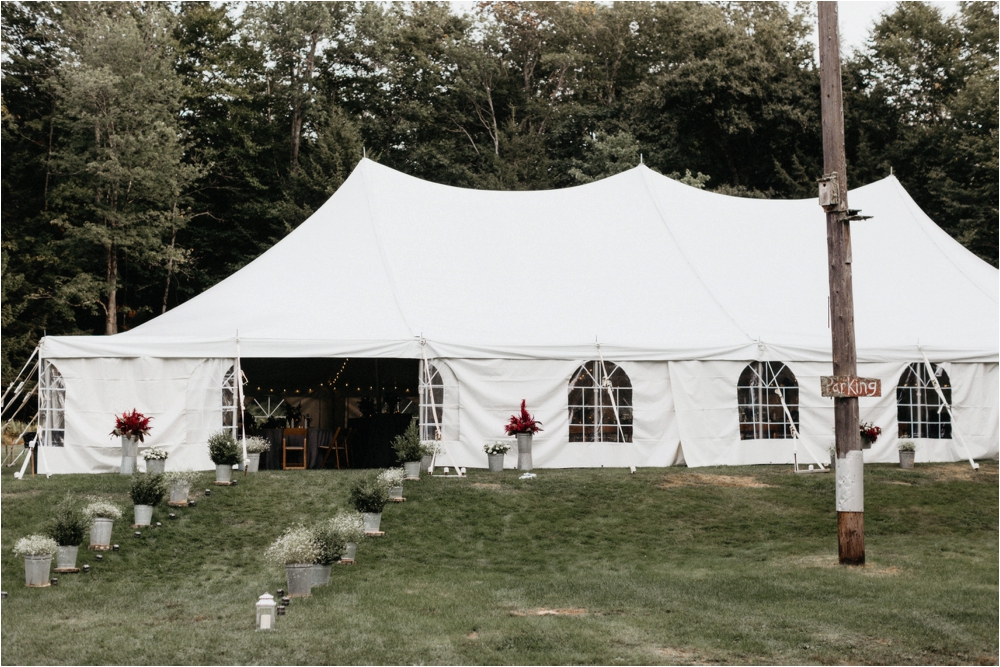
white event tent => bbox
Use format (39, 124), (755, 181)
(37, 159), (999, 473)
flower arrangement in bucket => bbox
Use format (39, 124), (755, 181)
(504, 400), (542, 471)
(311, 520), (347, 586)
(859, 422), (881, 449)
(129, 473), (165, 526)
(83, 499), (122, 550)
(898, 440), (916, 469)
(242, 436), (271, 473)
(111, 409), (152, 475)
(349, 471), (390, 534)
(13, 535), (59, 587)
(330, 511), (365, 562)
(264, 525), (320, 598)
(392, 418), (433, 479)
(379, 467), (407, 501)
(142, 447), (168, 474)
(484, 441), (511, 472)
(48, 499), (87, 571)
(207, 430), (240, 483)
(164, 470), (195, 506)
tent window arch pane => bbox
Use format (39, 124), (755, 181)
(222, 365), (237, 437)
(568, 361), (633, 443)
(419, 363), (444, 442)
(738, 362), (798, 440)
(38, 361), (65, 447)
(897, 363), (951, 439)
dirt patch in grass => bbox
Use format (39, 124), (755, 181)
(655, 647), (710, 664)
(0, 488), (43, 499)
(471, 483), (502, 490)
(790, 554), (903, 576)
(881, 480), (913, 486)
(510, 607), (588, 617)
(659, 473), (774, 489)
(920, 463), (998, 483)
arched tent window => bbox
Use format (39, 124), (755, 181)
(897, 363), (951, 439)
(738, 362), (798, 440)
(568, 361), (633, 443)
(419, 363), (444, 442)
(38, 361), (65, 447)
(222, 365), (237, 438)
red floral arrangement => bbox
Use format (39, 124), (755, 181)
(859, 421), (881, 444)
(504, 399), (543, 436)
(110, 409), (153, 442)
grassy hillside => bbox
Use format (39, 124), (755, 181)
(2, 461), (997, 665)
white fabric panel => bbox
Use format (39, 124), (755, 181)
(668, 359), (998, 468)
(41, 358), (228, 474)
(940, 362), (999, 462)
(437, 359), (679, 469)
(42, 161), (996, 363)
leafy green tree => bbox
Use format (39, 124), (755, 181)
(45, 3), (199, 334)
(846, 1), (998, 265)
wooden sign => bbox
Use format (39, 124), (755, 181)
(821, 376), (881, 398)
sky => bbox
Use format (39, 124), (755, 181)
(832, 1), (960, 52)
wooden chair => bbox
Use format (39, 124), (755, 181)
(319, 427), (343, 469)
(281, 428), (308, 470)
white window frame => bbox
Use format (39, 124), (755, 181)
(568, 361), (633, 443)
(897, 362), (952, 439)
(418, 362), (459, 443)
(38, 361), (66, 447)
(738, 361), (798, 440)
(222, 365), (237, 439)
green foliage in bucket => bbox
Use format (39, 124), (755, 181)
(129, 473), (166, 506)
(312, 520), (347, 565)
(348, 471), (390, 514)
(207, 430), (240, 465)
(392, 418), (432, 463)
(47, 499), (87, 547)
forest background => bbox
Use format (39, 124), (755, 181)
(2, 1), (997, 383)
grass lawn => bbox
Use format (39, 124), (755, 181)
(1, 460), (997, 665)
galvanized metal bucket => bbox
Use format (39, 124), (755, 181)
(488, 453), (504, 472)
(389, 486), (403, 500)
(56, 545), (79, 570)
(516, 433), (533, 471)
(404, 461), (420, 479)
(419, 454), (433, 473)
(285, 563), (313, 598)
(899, 450), (915, 469)
(362, 512), (382, 533)
(146, 459), (165, 474)
(215, 464), (232, 483)
(133, 504), (154, 526)
(90, 518), (113, 548)
(169, 482), (190, 505)
(121, 436), (139, 475)
(24, 555), (52, 587)
(247, 453), (260, 473)
(311, 563), (332, 587)
(344, 542), (357, 561)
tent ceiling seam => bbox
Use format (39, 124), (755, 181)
(357, 161), (417, 338)
(638, 169), (755, 343)
(888, 178), (997, 305)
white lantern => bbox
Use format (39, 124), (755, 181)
(256, 593), (277, 630)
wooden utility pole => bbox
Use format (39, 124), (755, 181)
(818, 2), (864, 565)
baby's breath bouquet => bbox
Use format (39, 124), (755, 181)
(264, 525), (320, 565)
(378, 467), (406, 488)
(330, 511), (365, 543)
(142, 447), (168, 461)
(13, 534), (58, 557)
(243, 436), (271, 453)
(82, 500), (123, 524)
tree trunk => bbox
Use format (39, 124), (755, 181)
(162, 225), (177, 314)
(290, 33), (320, 174)
(105, 243), (118, 335)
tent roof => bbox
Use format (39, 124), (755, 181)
(41, 159), (998, 363)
